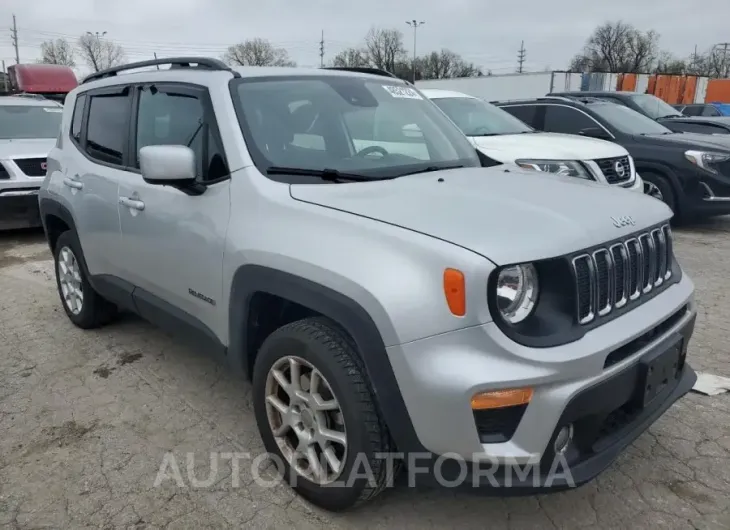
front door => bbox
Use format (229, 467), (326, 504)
(117, 82), (231, 343)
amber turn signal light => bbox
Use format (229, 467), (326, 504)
(443, 268), (466, 316)
(471, 388), (533, 410)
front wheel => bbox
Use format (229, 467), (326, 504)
(252, 317), (397, 511)
(641, 171), (677, 214)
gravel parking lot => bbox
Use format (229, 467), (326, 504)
(1, 220), (729, 530)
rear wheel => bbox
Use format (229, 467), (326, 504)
(53, 231), (117, 329)
(252, 317), (397, 511)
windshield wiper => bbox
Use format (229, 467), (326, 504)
(398, 164), (465, 176)
(266, 166), (390, 182)
(657, 114), (682, 119)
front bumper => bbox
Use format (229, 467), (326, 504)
(0, 188), (42, 230)
(624, 173), (643, 193)
(677, 165), (730, 218)
(385, 273), (696, 491)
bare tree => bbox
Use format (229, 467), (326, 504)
(364, 27), (407, 72)
(655, 51), (687, 74)
(570, 21), (660, 73)
(77, 34), (125, 72)
(38, 39), (75, 67)
(417, 49), (482, 79)
(223, 38), (296, 67)
(330, 48), (370, 68)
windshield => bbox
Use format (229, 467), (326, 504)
(0, 105), (63, 139)
(430, 97), (533, 136)
(231, 76), (480, 180)
(589, 103), (674, 135)
(628, 94), (683, 120)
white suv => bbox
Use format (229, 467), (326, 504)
(422, 88), (644, 193)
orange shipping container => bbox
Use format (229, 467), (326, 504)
(705, 79), (730, 103)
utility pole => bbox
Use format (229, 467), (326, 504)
(10, 14), (19, 64)
(153, 52), (160, 69)
(406, 20), (425, 83)
(319, 30), (324, 68)
(517, 40), (526, 73)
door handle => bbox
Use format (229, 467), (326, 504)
(62, 177), (83, 190)
(119, 196), (145, 211)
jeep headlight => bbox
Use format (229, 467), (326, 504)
(684, 150), (730, 174)
(515, 159), (593, 180)
(495, 263), (539, 324)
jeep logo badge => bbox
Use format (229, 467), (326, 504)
(614, 161), (625, 177)
(611, 215), (635, 228)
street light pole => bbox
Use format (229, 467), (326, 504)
(406, 20), (425, 83)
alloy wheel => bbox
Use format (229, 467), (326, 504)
(264, 355), (347, 485)
(644, 181), (664, 202)
(58, 246), (84, 314)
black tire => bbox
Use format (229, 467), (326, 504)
(252, 317), (397, 511)
(642, 171), (677, 214)
(53, 230), (117, 329)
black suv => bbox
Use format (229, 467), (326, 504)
(549, 91), (730, 140)
(495, 96), (730, 221)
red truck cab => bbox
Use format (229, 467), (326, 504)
(6, 64), (78, 104)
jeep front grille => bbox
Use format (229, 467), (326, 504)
(572, 224), (673, 324)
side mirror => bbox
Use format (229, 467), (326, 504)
(139, 145), (196, 184)
(579, 127), (611, 140)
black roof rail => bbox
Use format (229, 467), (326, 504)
(321, 66), (407, 81)
(82, 57), (240, 84)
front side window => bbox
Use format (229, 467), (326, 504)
(431, 97), (533, 136)
(0, 104), (63, 139)
(589, 103), (673, 135)
(86, 93), (129, 166)
(499, 105), (539, 127)
(628, 94), (683, 120)
(135, 86), (228, 181)
(231, 76), (480, 180)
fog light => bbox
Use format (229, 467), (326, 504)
(554, 424), (574, 455)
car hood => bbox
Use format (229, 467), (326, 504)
(0, 138), (56, 159)
(470, 132), (626, 161)
(635, 132), (730, 150)
(290, 166), (671, 265)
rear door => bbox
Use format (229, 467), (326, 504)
(56, 86), (132, 281)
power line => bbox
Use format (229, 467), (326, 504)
(517, 40), (526, 73)
(10, 14), (19, 63)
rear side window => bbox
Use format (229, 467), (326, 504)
(543, 106), (598, 134)
(702, 105), (721, 117)
(70, 94), (86, 143)
(86, 93), (129, 166)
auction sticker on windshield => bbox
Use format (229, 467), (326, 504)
(382, 85), (423, 99)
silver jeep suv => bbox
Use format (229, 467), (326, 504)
(39, 58), (697, 511)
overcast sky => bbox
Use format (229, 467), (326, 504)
(1, 0), (728, 77)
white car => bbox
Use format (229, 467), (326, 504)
(422, 88), (643, 193)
